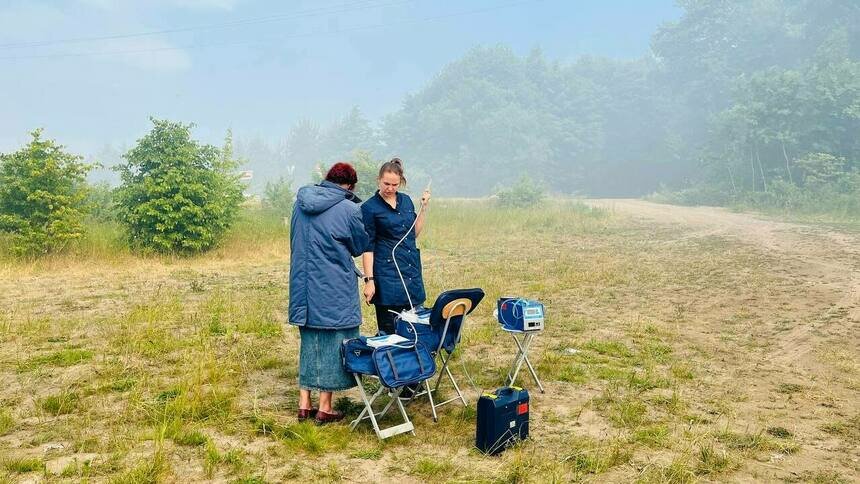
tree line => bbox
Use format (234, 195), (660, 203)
(4, 1), (859, 256)
(239, 1), (859, 205)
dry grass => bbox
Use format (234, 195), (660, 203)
(0, 200), (858, 482)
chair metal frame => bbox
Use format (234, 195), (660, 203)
(350, 374), (416, 439)
(419, 297), (472, 421)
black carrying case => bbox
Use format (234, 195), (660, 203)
(475, 386), (530, 455)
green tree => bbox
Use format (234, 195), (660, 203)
(262, 176), (295, 218)
(114, 119), (244, 254)
(0, 129), (90, 256)
(384, 46), (606, 195)
(311, 150), (379, 201)
(322, 106), (378, 162)
(284, 118), (323, 184)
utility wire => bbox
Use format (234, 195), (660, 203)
(0, 0), (543, 61)
(0, 0), (412, 50)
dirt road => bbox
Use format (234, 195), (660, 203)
(587, 198), (860, 481)
(586, 198), (860, 321)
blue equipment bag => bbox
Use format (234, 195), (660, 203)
(395, 306), (462, 354)
(342, 336), (436, 387)
(475, 386), (530, 455)
(372, 342), (436, 388)
(341, 336), (376, 375)
(395, 316), (439, 353)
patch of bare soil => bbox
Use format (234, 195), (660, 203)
(587, 199), (860, 480)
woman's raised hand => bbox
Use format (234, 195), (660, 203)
(421, 187), (431, 207)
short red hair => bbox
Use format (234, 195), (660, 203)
(325, 162), (358, 187)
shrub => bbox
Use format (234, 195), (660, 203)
(311, 150), (379, 201)
(262, 176), (294, 218)
(0, 129), (90, 256)
(496, 175), (546, 208)
(114, 119), (244, 254)
(86, 181), (117, 222)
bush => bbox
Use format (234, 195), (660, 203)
(651, 183), (737, 206)
(262, 176), (295, 218)
(311, 150), (379, 201)
(736, 176), (860, 218)
(0, 129), (90, 256)
(86, 181), (117, 222)
(495, 176), (546, 208)
(114, 118), (244, 254)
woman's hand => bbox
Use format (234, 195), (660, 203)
(420, 187), (431, 207)
(363, 281), (375, 304)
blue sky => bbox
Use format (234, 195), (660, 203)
(0, 0), (680, 155)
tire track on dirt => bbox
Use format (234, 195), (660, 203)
(586, 198), (860, 479)
(585, 199), (860, 366)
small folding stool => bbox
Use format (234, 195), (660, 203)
(350, 375), (415, 439)
(397, 288), (485, 421)
(342, 336), (436, 440)
(504, 329), (545, 393)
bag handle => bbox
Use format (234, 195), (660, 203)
(385, 350), (400, 380)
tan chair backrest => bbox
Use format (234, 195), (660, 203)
(441, 298), (472, 319)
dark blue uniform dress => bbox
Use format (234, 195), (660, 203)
(361, 190), (426, 334)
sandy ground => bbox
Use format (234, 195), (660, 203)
(2, 200), (858, 482)
(586, 199), (860, 481)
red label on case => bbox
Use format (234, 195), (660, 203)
(516, 403), (528, 415)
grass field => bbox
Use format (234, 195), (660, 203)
(1, 200), (858, 483)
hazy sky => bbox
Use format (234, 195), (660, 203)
(0, 0), (679, 155)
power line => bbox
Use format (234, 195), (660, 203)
(0, 0), (413, 50)
(0, 0), (543, 61)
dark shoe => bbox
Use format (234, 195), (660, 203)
(297, 408), (318, 421)
(399, 384), (420, 402)
(314, 410), (345, 425)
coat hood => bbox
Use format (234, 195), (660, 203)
(296, 181), (361, 215)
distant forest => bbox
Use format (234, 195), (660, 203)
(91, 1), (860, 203)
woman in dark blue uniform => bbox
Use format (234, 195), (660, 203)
(361, 158), (431, 335)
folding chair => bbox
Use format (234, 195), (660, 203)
(398, 288), (485, 421)
(342, 336), (436, 440)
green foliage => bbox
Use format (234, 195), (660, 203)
(0, 409), (13, 436)
(86, 181), (117, 221)
(352, 150), (382, 201)
(0, 129), (90, 256)
(384, 46), (607, 195)
(310, 149), (379, 201)
(114, 119), (244, 254)
(323, 106), (378, 161)
(495, 175), (546, 208)
(796, 152), (848, 186)
(651, 2), (860, 214)
(262, 176), (294, 218)
(38, 390), (80, 415)
(3, 456), (44, 474)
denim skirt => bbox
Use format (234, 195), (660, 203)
(298, 326), (359, 392)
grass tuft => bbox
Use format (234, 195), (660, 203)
(3, 456), (44, 474)
(716, 430), (799, 455)
(22, 348), (93, 370)
(411, 457), (455, 479)
(695, 445), (734, 475)
(0, 409), (14, 435)
(38, 390), (80, 415)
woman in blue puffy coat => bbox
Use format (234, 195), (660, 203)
(289, 162), (369, 424)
